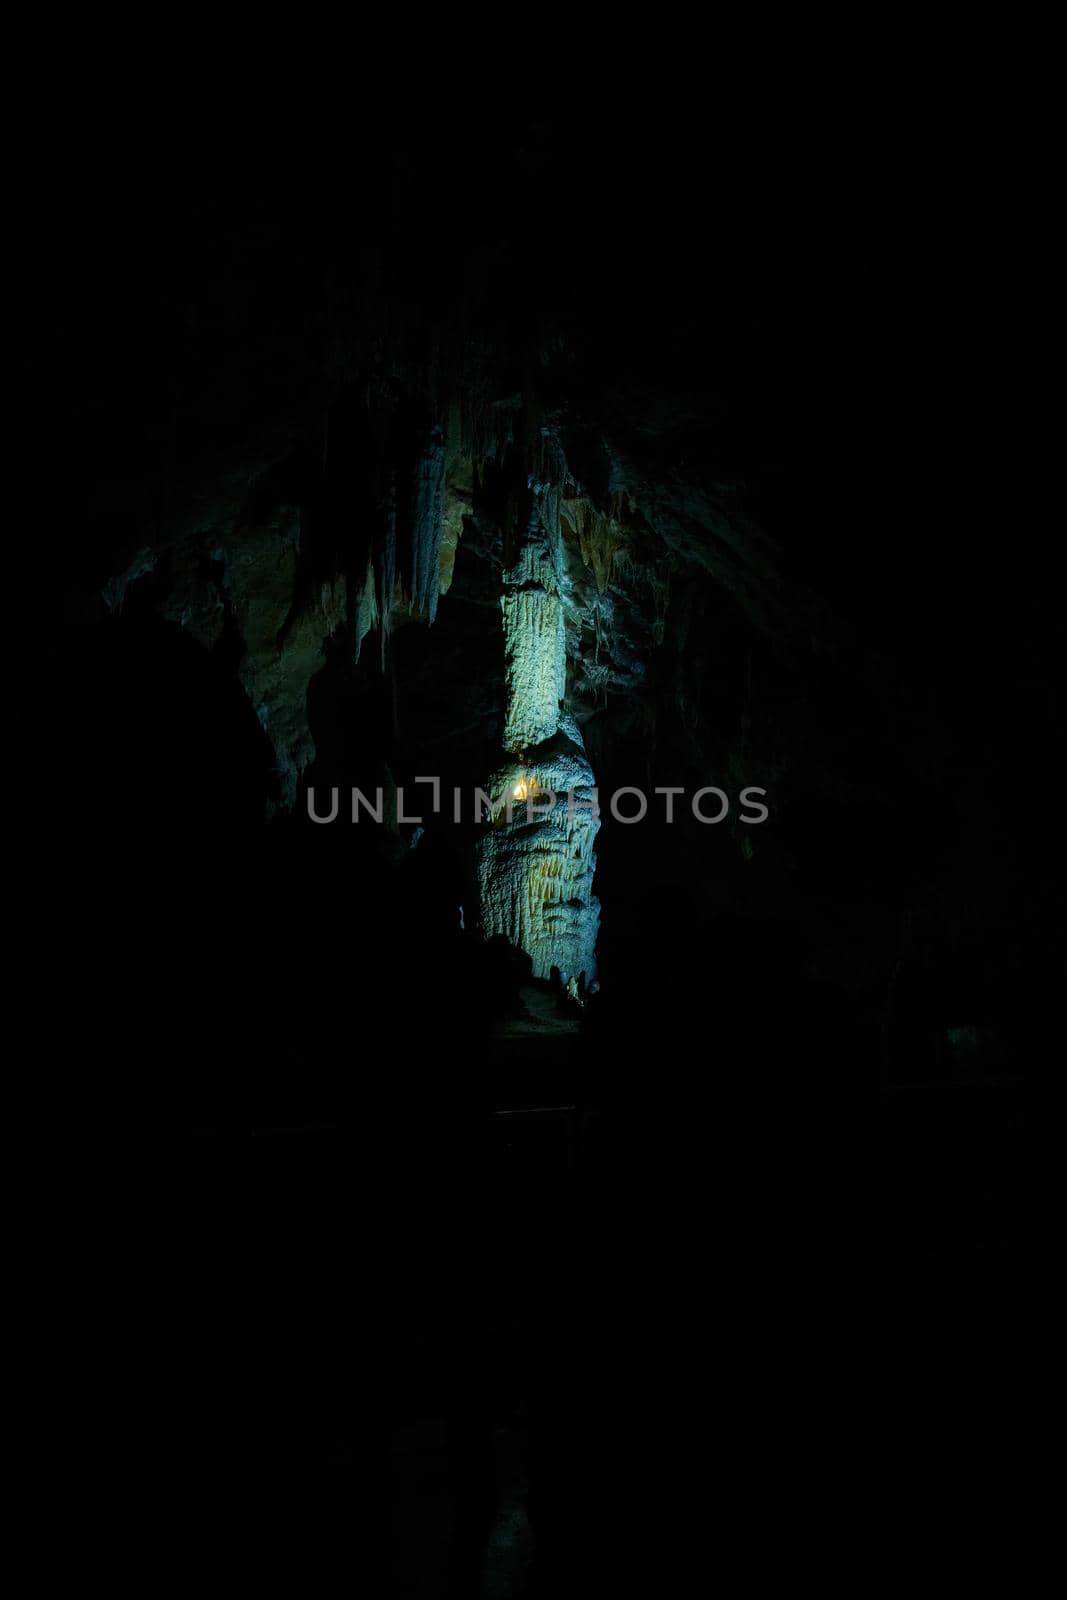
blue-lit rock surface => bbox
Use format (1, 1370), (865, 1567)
(477, 737), (601, 986)
(478, 466), (602, 985)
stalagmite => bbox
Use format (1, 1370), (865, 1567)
(477, 738), (601, 984)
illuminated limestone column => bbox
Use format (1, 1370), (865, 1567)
(477, 496), (601, 986)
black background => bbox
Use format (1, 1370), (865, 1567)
(37, 81), (1049, 1591)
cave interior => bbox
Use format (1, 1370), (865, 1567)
(45, 111), (1046, 1594)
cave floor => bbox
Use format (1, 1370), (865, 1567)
(492, 983), (581, 1041)
(181, 1063), (1029, 1595)
(489, 981), (586, 1116)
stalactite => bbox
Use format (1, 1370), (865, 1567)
(501, 590), (566, 752)
(353, 558), (379, 664)
(562, 497), (626, 595)
(409, 426), (445, 624)
(375, 480), (398, 671)
(501, 499), (566, 753)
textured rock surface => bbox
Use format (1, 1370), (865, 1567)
(478, 467), (602, 983)
(74, 142), (1008, 1041)
(219, 511), (348, 809)
(500, 495), (567, 755)
(478, 739), (601, 985)
(50, 124), (1044, 1595)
